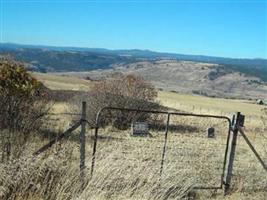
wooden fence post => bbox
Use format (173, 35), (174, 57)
(223, 112), (243, 195)
(80, 101), (86, 173)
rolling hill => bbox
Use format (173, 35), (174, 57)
(1, 43), (267, 99)
(0, 42), (266, 81)
(55, 59), (267, 100)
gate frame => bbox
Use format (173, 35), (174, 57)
(91, 106), (233, 190)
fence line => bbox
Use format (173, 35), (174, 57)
(31, 102), (267, 195)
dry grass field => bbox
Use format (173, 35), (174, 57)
(157, 91), (266, 129)
(32, 72), (92, 91)
(0, 73), (266, 200)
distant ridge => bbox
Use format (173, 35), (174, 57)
(1, 42), (266, 60)
(0, 42), (266, 81)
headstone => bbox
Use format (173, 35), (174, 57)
(131, 122), (149, 136)
(207, 127), (215, 138)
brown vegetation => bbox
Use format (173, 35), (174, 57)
(71, 74), (160, 129)
(0, 60), (51, 160)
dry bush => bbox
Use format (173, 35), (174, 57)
(71, 74), (161, 129)
(0, 60), (51, 160)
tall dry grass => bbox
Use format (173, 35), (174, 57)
(0, 103), (266, 200)
(0, 139), (195, 200)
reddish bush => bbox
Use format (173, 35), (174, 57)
(73, 74), (160, 129)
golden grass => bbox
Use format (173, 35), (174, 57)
(157, 91), (266, 131)
(157, 91), (263, 117)
(1, 116), (266, 200)
(32, 72), (92, 91)
(0, 136), (195, 200)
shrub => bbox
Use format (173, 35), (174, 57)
(0, 60), (50, 159)
(72, 74), (160, 129)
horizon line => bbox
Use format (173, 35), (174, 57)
(0, 41), (266, 60)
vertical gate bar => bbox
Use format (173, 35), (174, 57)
(90, 109), (103, 177)
(231, 115), (236, 125)
(91, 126), (98, 176)
(221, 114), (235, 188)
(80, 101), (86, 173)
(224, 112), (241, 195)
(160, 113), (170, 176)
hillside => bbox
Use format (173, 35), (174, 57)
(55, 60), (267, 100)
(0, 47), (138, 72)
(0, 43), (266, 81)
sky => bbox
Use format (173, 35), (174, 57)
(0, 0), (266, 59)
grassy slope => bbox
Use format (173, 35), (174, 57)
(32, 72), (92, 91)
(158, 91), (263, 117)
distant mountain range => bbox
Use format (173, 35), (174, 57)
(0, 42), (266, 81)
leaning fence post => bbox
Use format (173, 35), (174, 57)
(80, 101), (86, 173)
(160, 113), (170, 177)
(224, 112), (243, 195)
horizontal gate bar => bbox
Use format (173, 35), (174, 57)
(95, 107), (232, 126)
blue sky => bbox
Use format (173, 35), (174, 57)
(0, 0), (266, 58)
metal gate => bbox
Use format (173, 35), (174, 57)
(90, 107), (233, 190)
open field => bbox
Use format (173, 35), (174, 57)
(32, 72), (92, 91)
(0, 73), (266, 200)
(157, 91), (266, 130)
(33, 72), (265, 115)
(158, 91), (264, 117)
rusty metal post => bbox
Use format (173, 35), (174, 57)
(90, 126), (98, 177)
(224, 112), (242, 195)
(80, 101), (86, 173)
(160, 113), (170, 176)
